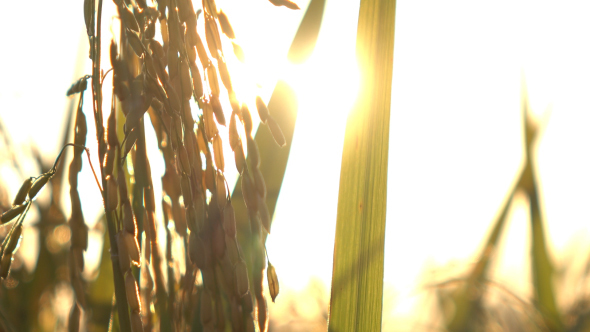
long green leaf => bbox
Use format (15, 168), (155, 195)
(328, 1), (396, 331)
(520, 84), (563, 332)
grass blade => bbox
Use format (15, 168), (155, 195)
(328, 1), (396, 331)
(520, 84), (564, 331)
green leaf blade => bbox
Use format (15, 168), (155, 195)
(328, 1), (396, 331)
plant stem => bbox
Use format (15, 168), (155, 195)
(90, 0), (132, 330)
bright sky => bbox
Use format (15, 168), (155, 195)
(1, 0), (590, 329)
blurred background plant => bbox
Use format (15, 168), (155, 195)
(1, 0), (590, 332)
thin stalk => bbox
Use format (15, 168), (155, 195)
(89, 0), (132, 330)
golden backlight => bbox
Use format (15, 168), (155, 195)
(0, 0), (589, 331)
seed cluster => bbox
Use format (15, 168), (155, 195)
(0, 140), (92, 281)
(82, 0), (294, 330)
(68, 78), (91, 321)
(1, 173), (51, 279)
